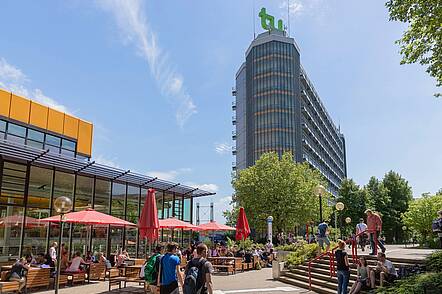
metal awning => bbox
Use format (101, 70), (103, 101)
(0, 139), (215, 198)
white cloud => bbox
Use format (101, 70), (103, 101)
(147, 168), (192, 182)
(0, 57), (71, 113)
(184, 182), (219, 193)
(280, 0), (304, 16)
(97, 0), (197, 128)
(217, 195), (232, 205)
(95, 154), (120, 168)
(214, 142), (231, 155)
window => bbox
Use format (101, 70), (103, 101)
(0, 120), (6, 133)
(0, 162), (26, 205)
(75, 175), (94, 211)
(45, 134), (60, 147)
(62, 139), (76, 151)
(27, 129), (44, 142)
(6, 123), (26, 144)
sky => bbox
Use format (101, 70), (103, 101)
(0, 1), (440, 223)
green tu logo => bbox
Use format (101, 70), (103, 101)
(259, 8), (284, 32)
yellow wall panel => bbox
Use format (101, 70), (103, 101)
(29, 102), (48, 129)
(0, 89), (11, 117)
(10, 94), (30, 123)
(47, 108), (64, 134)
(77, 120), (93, 156)
(63, 114), (79, 139)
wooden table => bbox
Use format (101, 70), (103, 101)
(207, 257), (241, 274)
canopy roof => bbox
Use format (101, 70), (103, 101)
(0, 139), (215, 198)
(39, 208), (136, 227)
(159, 217), (199, 230)
(197, 221), (235, 231)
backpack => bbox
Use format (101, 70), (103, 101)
(144, 253), (161, 284)
(183, 258), (207, 294)
(432, 218), (442, 232)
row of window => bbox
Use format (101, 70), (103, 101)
(0, 120), (81, 158)
(251, 40), (296, 59)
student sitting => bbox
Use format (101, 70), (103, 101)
(8, 258), (30, 294)
(349, 256), (372, 294)
(65, 251), (88, 272)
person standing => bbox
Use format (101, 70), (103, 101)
(49, 241), (58, 264)
(184, 243), (214, 294)
(335, 240), (350, 294)
(365, 210), (385, 255)
(145, 245), (163, 294)
(356, 218), (368, 251)
(432, 210), (442, 249)
(317, 220), (331, 254)
(158, 243), (184, 294)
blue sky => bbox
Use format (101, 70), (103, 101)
(0, 1), (440, 223)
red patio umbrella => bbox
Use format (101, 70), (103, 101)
(198, 221), (235, 231)
(138, 188), (159, 243)
(235, 207), (250, 241)
(39, 208), (136, 227)
(159, 217), (199, 230)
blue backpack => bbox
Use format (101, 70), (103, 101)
(183, 258), (207, 294)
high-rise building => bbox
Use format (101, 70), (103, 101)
(233, 29), (347, 195)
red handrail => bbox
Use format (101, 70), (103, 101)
(307, 230), (379, 290)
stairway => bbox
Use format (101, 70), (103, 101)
(277, 254), (425, 294)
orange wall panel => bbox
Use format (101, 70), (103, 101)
(0, 89), (11, 117)
(47, 108), (64, 134)
(77, 120), (93, 156)
(10, 94), (30, 123)
(63, 114), (79, 139)
(29, 102), (48, 129)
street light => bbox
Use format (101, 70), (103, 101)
(53, 196), (73, 294)
(345, 217), (352, 224)
(314, 185), (326, 223)
(335, 202), (345, 239)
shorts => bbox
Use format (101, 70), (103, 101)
(317, 236), (330, 248)
(375, 271), (396, 284)
(359, 279), (371, 290)
(160, 281), (179, 294)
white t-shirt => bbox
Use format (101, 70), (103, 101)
(383, 260), (397, 276)
(356, 223), (367, 234)
(49, 247), (57, 260)
(66, 257), (83, 272)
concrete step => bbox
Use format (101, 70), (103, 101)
(297, 263), (358, 275)
(289, 268), (357, 284)
(277, 276), (336, 294)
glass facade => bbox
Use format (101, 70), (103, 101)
(0, 159), (194, 262)
(0, 119), (80, 159)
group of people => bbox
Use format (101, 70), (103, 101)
(335, 239), (397, 294)
(202, 243), (275, 267)
(143, 242), (214, 294)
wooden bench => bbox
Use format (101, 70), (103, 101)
(89, 263), (106, 281)
(26, 268), (50, 291)
(212, 264), (234, 275)
(108, 268), (126, 291)
(60, 272), (86, 286)
(0, 271), (20, 294)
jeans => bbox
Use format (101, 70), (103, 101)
(370, 231), (385, 253)
(337, 270), (349, 294)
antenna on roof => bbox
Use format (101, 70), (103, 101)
(253, 0), (256, 39)
(287, 0), (291, 36)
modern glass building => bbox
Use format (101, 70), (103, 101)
(0, 88), (214, 263)
(233, 30), (347, 195)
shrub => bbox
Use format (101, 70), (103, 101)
(425, 250), (442, 272)
(285, 243), (319, 267)
(375, 272), (442, 294)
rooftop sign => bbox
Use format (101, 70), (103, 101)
(259, 8), (284, 32)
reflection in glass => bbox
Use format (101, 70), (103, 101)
(0, 206), (24, 261)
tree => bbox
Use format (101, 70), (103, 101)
(222, 205), (239, 227)
(385, 0), (442, 96)
(402, 193), (442, 245)
(382, 171), (413, 242)
(337, 179), (368, 236)
(231, 152), (331, 234)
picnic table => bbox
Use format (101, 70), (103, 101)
(207, 257), (242, 274)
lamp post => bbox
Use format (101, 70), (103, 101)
(402, 225), (407, 247)
(314, 185), (326, 223)
(267, 216), (273, 245)
(335, 202), (345, 239)
(53, 196), (73, 294)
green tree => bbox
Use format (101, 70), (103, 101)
(222, 205), (239, 227)
(337, 179), (368, 236)
(382, 171), (413, 242)
(386, 0), (442, 96)
(232, 152), (331, 234)
(402, 193), (442, 245)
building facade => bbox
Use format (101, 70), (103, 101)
(0, 89), (213, 262)
(233, 30), (347, 195)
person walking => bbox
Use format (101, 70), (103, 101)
(317, 220), (331, 254)
(145, 244), (163, 294)
(158, 243), (184, 294)
(184, 243), (214, 294)
(356, 218), (368, 251)
(365, 209), (385, 255)
(335, 240), (350, 294)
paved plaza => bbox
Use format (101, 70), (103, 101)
(37, 268), (311, 294)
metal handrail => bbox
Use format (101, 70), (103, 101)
(307, 230), (378, 290)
